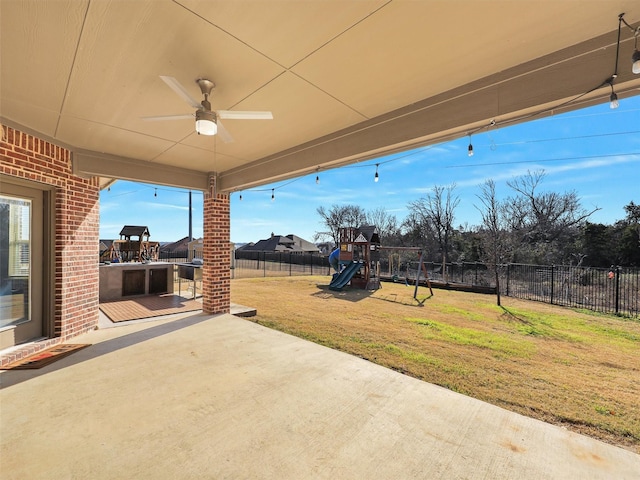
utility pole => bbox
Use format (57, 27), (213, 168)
(188, 190), (193, 242)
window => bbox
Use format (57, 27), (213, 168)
(5, 196), (31, 278)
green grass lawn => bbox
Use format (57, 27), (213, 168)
(232, 275), (640, 453)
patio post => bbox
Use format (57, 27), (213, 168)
(202, 173), (231, 314)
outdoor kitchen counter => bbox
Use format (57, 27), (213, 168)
(99, 262), (174, 302)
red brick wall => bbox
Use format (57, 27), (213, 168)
(202, 173), (230, 314)
(1, 126), (100, 345)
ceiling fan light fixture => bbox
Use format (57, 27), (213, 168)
(195, 110), (217, 136)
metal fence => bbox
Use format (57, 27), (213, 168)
(160, 249), (639, 317)
(232, 251), (331, 279)
(502, 264), (639, 318)
(379, 259), (495, 287)
(158, 250), (189, 263)
(398, 261), (639, 318)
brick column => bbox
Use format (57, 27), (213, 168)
(202, 173), (230, 314)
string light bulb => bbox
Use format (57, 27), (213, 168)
(316, 175), (320, 184)
(609, 83), (619, 109)
(619, 14), (640, 74)
(467, 136), (474, 157)
(239, 193), (243, 201)
(154, 188), (157, 197)
(610, 91), (619, 109)
(374, 164), (379, 182)
(633, 26), (640, 73)
(271, 188), (275, 201)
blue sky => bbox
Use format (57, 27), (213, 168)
(100, 96), (640, 244)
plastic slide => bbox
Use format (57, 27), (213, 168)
(329, 261), (362, 291)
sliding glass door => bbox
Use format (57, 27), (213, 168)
(0, 182), (43, 348)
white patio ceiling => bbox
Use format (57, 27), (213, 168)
(1, 1), (639, 192)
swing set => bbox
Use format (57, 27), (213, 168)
(379, 246), (434, 305)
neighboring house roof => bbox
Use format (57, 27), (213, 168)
(288, 234), (320, 252)
(119, 225), (150, 239)
(160, 236), (191, 253)
(241, 234), (320, 253)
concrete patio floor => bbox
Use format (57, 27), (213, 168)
(1, 312), (638, 479)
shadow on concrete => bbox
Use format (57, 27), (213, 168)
(0, 312), (214, 389)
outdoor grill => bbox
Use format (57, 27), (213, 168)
(177, 259), (203, 299)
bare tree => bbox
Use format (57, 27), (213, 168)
(475, 180), (511, 306)
(400, 211), (438, 252)
(315, 204), (367, 247)
(505, 170), (600, 263)
(365, 207), (400, 245)
(407, 184), (459, 281)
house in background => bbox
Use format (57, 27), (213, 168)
(160, 236), (192, 257)
(160, 237), (205, 262)
(238, 234), (320, 254)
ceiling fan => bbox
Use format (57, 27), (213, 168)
(142, 76), (273, 142)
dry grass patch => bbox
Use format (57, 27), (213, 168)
(231, 275), (640, 452)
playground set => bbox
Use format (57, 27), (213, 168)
(101, 225), (160, 263)
(329, 226), (433, 303)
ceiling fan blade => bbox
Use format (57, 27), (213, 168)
(160, 76), (202, 109)
(217, 110), (273, 120)
(216, 120), (234, 143)
(141, 114), (194, 121)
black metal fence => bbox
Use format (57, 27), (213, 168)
(379, 259), (494, 287)
(397, 261), (639, 318)
(501, 264), (639, 318)
(232, 251), (331, 279)
(158, 250), (189, 262)
(159, 249), (639, 317)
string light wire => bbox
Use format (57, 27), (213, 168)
(445, 151), (640, 169)
(231, 126), (639, 199)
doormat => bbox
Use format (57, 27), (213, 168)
(0, 344), (91, 370)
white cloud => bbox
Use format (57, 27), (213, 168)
(141, 201), (189, 211)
